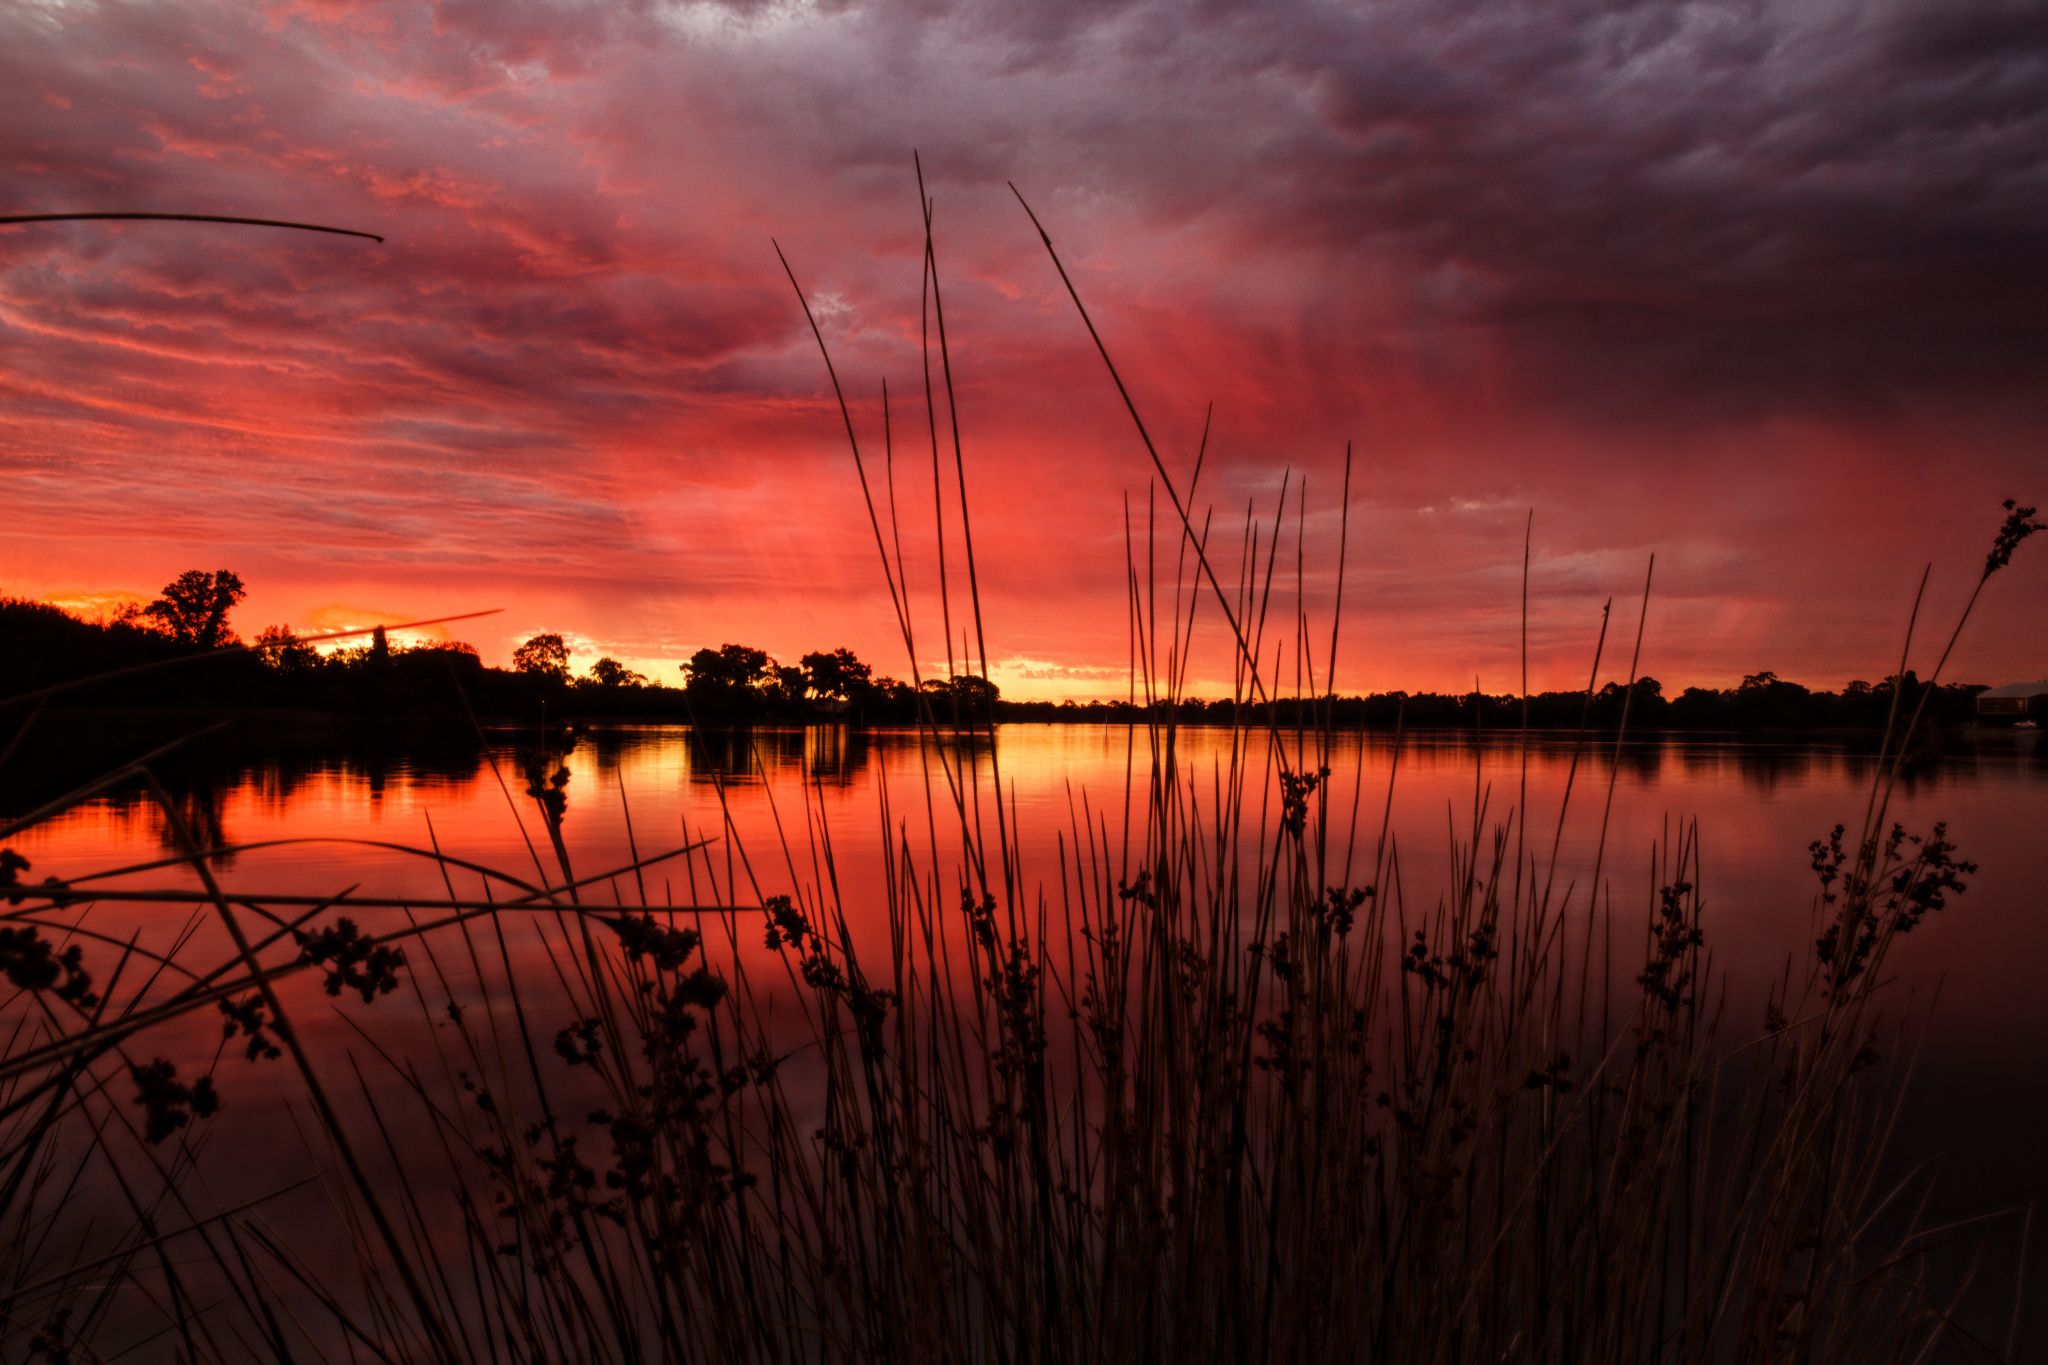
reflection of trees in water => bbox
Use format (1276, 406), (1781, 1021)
(245, 745), (485, 810)
(1711, 740), (1981, 797)
(1660, 741), (1839, 796)
(686, 728), (794, 785)
(676, 723), (1005, 788)
(1835, 749), (1881, 790)
(802, 726), (869, 787)
(89, 742), (488, 866)
(1671, 744), (1726, 785)
(684, 726), (878, 788)
(1733, 745), (1806, 795)
(1889, 751), (1962, 796)
(1592, 740), (1666, 783)
(1332, 731), (1989, 797)
(1339, 730), (1671, 787)
(880, 728), (999, 786)
(153, 781), (231, 867)
(580, 729), (633, 781)
(87, 774), (237, 868)
(1653, 733), (2033, 799)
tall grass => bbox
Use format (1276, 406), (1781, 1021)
(0, 188), (2036, 1363)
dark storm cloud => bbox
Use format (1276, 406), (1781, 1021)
(617, 0), (2048, 426)
(1227, 0), (2048, 420)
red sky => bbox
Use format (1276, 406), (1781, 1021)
(3, 0), (2044, 700)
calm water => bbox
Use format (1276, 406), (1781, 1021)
(9, 723), (2046, 1336)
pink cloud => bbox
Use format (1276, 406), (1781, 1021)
(1, 0), (2043, 698)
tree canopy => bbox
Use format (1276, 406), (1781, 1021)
(683, 644), (774, 697)
(589, 657), (647, 688)
(139, 569), (245, 648)
(801, 648), (874, 700)
(513, 633), (570, 681)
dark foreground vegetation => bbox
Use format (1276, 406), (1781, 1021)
(0, 193), (2038, 1363)
(0, 587), (2003, 733)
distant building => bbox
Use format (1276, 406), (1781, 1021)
(1974, 680), (2048, 722)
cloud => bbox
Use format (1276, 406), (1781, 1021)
(1, 0), (2043, 696)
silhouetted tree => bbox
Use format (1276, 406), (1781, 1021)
(872, 676), (918, 716)
(1728, 669), (1813, 727)
(1597, 675), (1665, 710)
(588, 657), (646, 688)
(920, 673), (1000, 717)
(141, 569), (245, 648)
(393, 641), (487, 692)
(254, 624), (317, 674)
(683, 644), (772, 695)
(679, 643), (783, 720)
(801, 647), (874, 700)
(513, 633), (570, 681)
(1738, 671), (1811, 703)
(770, 664), (808, 705)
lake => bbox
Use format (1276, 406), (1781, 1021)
(7, 722), (2045, 1348)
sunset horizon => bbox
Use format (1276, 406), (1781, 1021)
(6, 2), (2044, 701)
(3, 6), (2045, 1359)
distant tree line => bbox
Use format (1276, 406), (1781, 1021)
(0, 571), (2000, 733)
(1000, 671), (1992, 732)
(0, 573), (1000, 728)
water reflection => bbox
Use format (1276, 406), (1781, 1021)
(23, 727), (2044, 868)
(676, 725), (880, 786)
(39, 742), (494, 864)
(7, 724), (2045, 1290)
(12, 723), (2043, 1003)
(658, 723), (1007, 789)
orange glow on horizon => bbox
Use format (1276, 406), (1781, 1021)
(2, 1), (2043, 699)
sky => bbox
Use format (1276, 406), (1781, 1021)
(2, 0), (2044, 700)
